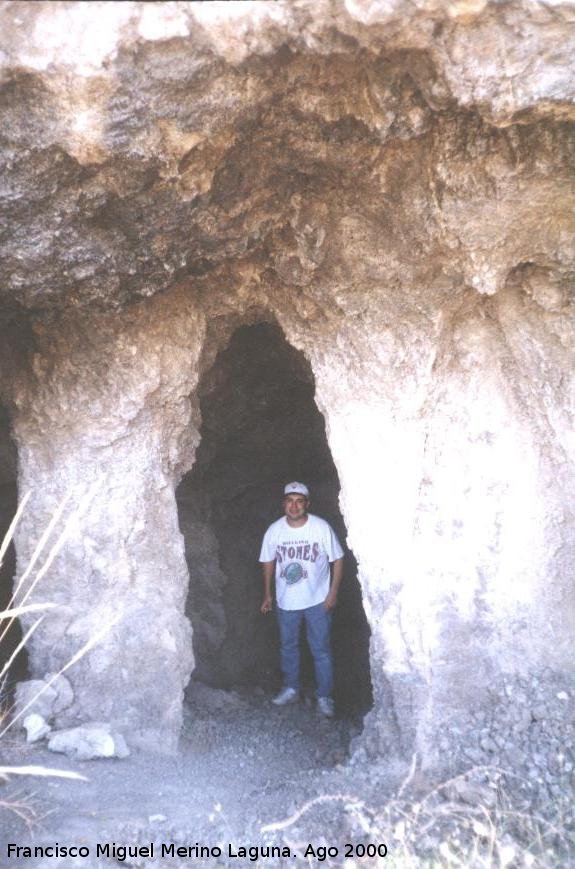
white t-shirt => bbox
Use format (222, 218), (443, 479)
(259, 513), (344, 610)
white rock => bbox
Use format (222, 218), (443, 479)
(48, 723), (130, 761)
(23, 713), (51, 743)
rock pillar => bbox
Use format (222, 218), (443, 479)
(284, 279), (574, 766)
(11, 292), (203, 752)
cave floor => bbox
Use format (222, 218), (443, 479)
(0, 687), (396, 868)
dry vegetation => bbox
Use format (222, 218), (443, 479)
(0, 489), (106, 805)
(258, 760), (573, 868)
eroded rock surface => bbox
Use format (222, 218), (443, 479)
(0, 1), (574, 314)
(0, 1), (572, 780)
(15, 673), (74, 723)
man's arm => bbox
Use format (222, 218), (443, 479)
(324, 557), (344, 611)
(260, 561), (275, 613)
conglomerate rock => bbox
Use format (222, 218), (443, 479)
(0, 1), (572, 770)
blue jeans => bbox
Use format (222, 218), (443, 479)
(277, 602), (333, 699)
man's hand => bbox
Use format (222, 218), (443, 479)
(323, 589), (338, 612)
(324, 557), (344, 611)
(261, 561), (275, 614)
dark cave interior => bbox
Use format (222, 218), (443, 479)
(177, 322), (373, 715)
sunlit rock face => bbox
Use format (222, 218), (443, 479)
(0, 1), (573, 761)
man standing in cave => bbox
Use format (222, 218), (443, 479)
(260, 482), (344, 718)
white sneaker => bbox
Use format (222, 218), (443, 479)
(272, 687), (298, 706)
(317, 697), (334, 718)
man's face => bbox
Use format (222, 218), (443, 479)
(283, 493), (309, 522)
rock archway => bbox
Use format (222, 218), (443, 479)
(177, 319), (372, 713)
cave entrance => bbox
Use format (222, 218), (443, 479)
(0, 401), (27, 691)
(177, 321), (372, 716)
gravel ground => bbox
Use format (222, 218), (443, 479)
(0, 685), (394, 869)
(4, 681), (573, 868)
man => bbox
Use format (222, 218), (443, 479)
(259, 482), (344, 718)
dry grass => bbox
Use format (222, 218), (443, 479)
(370, 763), (572, 868)
(0, 485), (109, 799)
(262, 758), (574, 867)
(0, 788), (45, 831)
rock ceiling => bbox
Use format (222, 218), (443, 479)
(0, 0), (573, 320)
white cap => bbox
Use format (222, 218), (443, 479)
(284, 481), (309, 497)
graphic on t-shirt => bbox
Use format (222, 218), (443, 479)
(276, 541), (322, 585)
(275, 542), (320, 563)
(281, 562), (307, 585)
(260, 515), (343, 609)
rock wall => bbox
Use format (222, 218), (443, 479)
(0, 1), (573, 762)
